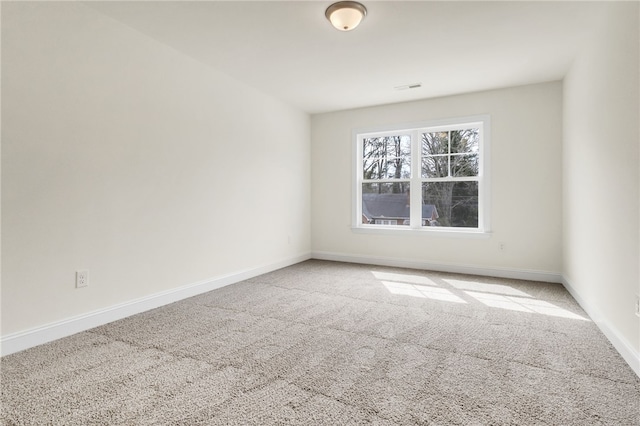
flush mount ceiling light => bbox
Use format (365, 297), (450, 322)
(325, 1), (367, 31)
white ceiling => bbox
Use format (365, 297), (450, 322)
(86, 1), (603, 114)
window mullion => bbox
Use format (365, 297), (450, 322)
(356, 135), (364, 227)
(447, 130), (452, 178)
(410, 130), (421, 228)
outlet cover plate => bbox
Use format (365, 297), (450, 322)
(76, 270), (89, 288)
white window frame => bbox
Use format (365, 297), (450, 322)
(352, 115), (491, 238)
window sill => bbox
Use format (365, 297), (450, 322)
(351, 225), (492, 239)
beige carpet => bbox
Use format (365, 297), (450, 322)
(2, 260), (639, 425)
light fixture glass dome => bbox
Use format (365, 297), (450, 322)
(325, 1), (367, 32)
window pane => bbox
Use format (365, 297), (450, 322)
(363, 137), (383, 157)
(422, 181), (478, 227)
(451, 154), (479, 177)
(363, 136), (411, 179)
(450, 129), (479, 154)
(386, 158), (411, 179)
(363, 136), (411, 157)
(362, 183), (410, 226)
(363, 157), (382, 179)
(397, 135), (411, 154)
(422, 155), (449, 178)
(363, 157), (411, 179)
(422, 132), (449, 156)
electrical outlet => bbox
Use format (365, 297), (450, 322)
(499, 242), (505, 252)
(635, 295), (640, 318)
(76, 270), (89, 288)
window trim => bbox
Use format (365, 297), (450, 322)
(352, 115), (491, 236)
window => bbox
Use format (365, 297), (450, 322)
(354, 116), (489, 234)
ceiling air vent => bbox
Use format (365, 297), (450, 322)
(394, 83), (422, 91)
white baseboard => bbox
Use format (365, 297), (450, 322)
(311, 250), (563, 283)
(561, 277), (640, 378)
(1, 253), (311, 357)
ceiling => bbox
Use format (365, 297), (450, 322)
(86, 1), (604, 114)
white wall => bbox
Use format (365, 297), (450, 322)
(311, 82), (563, 279)
(562, 2), (639, 368)
(1, 3), (310, 338)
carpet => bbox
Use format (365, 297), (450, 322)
(2, 260), (639, 425)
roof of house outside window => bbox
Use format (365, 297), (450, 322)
(362, 193), (438, 221)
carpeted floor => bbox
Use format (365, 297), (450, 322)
(1, 260), (639, 425)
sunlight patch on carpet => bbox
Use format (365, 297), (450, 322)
(443, 278), (531, 297)
(464, 291), (590, 321)
(381, 281), (467, 304)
